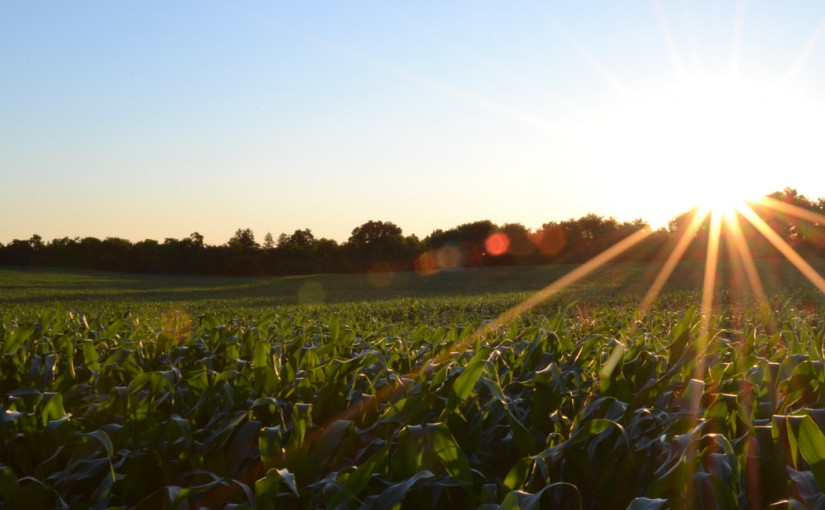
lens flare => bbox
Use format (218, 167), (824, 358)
(280, 199), (825, 504)
(435, 245), (463, 269)
(367, 263), (395, 288)
(161, 308), (192, 344)
(485, 232), (510, 256)
(414, 251), (439, 275)
(297, 281), (326, 303)
(533, 226), (566, 255)
(415, 245), (466, 275)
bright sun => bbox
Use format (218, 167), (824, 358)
(585, 75), (822, 228)
(697, 185), (749, 219)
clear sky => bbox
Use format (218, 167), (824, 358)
(2, 1), (824, 245)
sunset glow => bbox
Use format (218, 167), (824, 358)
(3, 3), (825, 243)
(5, 3), (825, 508)
(589, 75), (821, 227)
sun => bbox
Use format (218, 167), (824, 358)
(697, 189), (744, 220)
(695, 181), (761, 221)
(585, 75), (820, 228)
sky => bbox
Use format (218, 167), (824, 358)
(2, 1), (825, 246)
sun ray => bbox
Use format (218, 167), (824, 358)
(695, 211), (724, 383)
(306, 226), (653, 435)
(653, 0), (686, 81)
(639, 207), (710, 317)
(257, 19), (565, 134)
(680, 210), (724, 510)
(759, 195), (825, 226)
(334, 45), (565, 133)
(528, 1), (631, 97)
(722, 206), (775, 510)
(421, 226), (653, 374)
(681, 0), (704, 77)
(723, 211), (777, 332)
(738, 204), (825, 294)
(782, 13), (825, 87)
(288, 228), (657, 472)
(728, 0), (747, 79)
(452, 46), (589, 122)
(756, 196), (825, 249)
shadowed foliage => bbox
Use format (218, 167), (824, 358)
(0, 189), (822, 276)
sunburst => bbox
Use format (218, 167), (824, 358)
(297, 195), (825, 477)
(269, 5), (825, 502)
(699, 191), (749, 222)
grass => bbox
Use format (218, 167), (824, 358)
(3, 258), (822, 311)
(2, 261), (825, 508)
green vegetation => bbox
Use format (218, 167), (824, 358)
(2, 188), (823, 276)
(1, 263), (825, 508)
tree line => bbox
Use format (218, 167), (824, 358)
(1, 188), (823, 276)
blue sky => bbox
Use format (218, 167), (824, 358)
(3, 1), (825, 245)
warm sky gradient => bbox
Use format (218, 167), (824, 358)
(2, 1), (824, 246)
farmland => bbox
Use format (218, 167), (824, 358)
(2, 261), (825, 509)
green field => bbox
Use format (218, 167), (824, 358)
(3, 259), (818, 311)
(0, 263), (648, 307)
(2, 262), (825, 509)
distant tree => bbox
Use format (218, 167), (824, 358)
(404, 234), (422, 255)
(0, 238), (35, 265)
(3, 187), (821, 275)
(29, 234), (44, 250)
(263, 232), (275, 249)
(628, 218), (649, 230)
(348, 221), (403, 249)
(41, 237), (81, 268)
(313, 237), (341, 273)
(188, 232), (204, 249)
(573, 214), (616, 240)
(535, 222), (567, 258)
(227, 228), (258, 250)
(742, 188), (817, 256)
(667, 208), (698, 234)
(131, 239), (162, 272)
(423, 220), (498, 267)
(274, 228), (316, 274)
(221, 228), (260, 274)
(101, 237), (133, 271)
(423, 228), (445, 249)
(345, 221), (411, 271)
(536, 214), (639, 263)
(454, 221), (497, 247)
(499, 223), (534, 258)
(135, 239), (159, 249)
(775, 188), (813, 246)
(269, 228), (341, 275)
(285, 228), (315, 248)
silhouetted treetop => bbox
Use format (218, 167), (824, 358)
(348, 221), (403, 249)
(228, 228), (258, 250)
(1, 188), (822, 275)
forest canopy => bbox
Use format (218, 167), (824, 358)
(2, 189), (823, 276)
